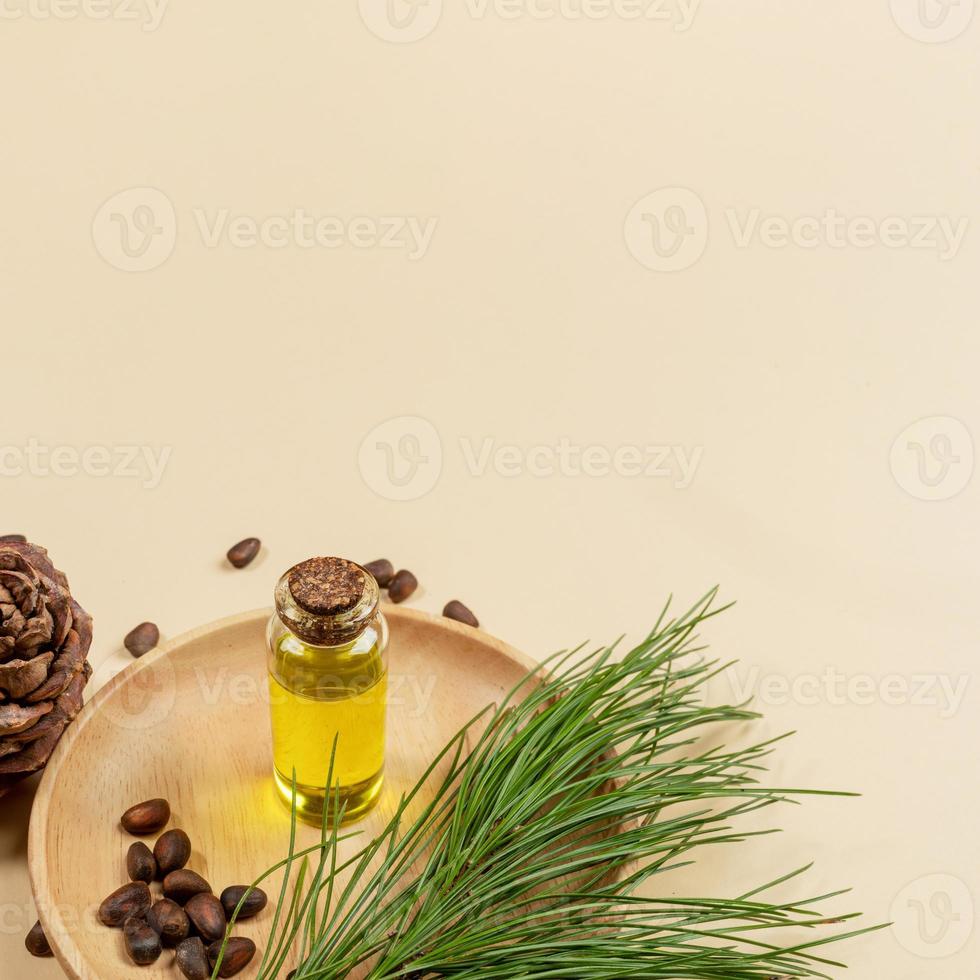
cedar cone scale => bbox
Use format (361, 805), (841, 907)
(0, 542), (92, 798)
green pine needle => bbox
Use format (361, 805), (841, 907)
(237, 589), (881, 979)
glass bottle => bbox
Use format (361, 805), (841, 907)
(267, 557), (388, 825)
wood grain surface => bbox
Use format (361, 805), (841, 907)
(27, 606), (618, 980)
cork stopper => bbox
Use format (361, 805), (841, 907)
(275, 557), (379, 645)
(288, 557), (366, 615)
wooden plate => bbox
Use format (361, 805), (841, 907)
(28, 607), (618, 980)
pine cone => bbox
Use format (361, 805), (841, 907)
(0, 542), (92, 799)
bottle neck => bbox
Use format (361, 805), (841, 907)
(274, 570), (381, 646)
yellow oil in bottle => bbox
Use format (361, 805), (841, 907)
(268, 625), (387, 825)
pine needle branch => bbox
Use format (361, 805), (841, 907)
(249, 590), (882, 979)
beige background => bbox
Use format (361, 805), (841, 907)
(1, 1), (978, 976)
